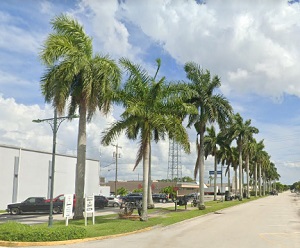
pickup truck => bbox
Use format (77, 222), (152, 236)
(6, 197), (63, 215)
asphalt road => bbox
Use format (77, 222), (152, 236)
(1, 193), (299, 248)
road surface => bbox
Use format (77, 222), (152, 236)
(1, 192), (299, 247)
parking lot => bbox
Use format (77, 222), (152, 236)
(0, 195), (216, 225)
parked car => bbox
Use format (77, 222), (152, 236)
(121, 193), (143, 203)
(152, 193), (168, 203)
(185, 192), (199, 201)
(46, 194), (108, 209)
(45, 194), (76, 206)
(7, 197), (63, 215)
(270, 190), (278, 196)
(107, 196), (121, 207)
(94, 195), (108, 209)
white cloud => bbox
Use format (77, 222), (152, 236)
(110, 0), (300, 99)
(228, 68), (248, 81)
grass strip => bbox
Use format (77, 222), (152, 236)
(53, 197), (260, 238)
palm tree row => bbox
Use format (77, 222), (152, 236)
(204, 116), (280, 202)
(39, 14), (280, 221)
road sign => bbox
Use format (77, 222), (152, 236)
(209, 170), (222, 175)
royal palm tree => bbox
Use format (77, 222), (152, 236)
(226, 113), (258, 200)
(40, 14), (121, 219)
(253, 140), (265, 197)
(258, 150), (269, 196)
(218, 144), (233, 193)
(101, 58), (192, 221)
(184, 62), (232, 209)
(243, 136), (258, 198)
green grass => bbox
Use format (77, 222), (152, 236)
(52, 197), (259, 238)
(0, 197), (262, 242)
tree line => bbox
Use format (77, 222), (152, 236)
(39, 14), (280, 221)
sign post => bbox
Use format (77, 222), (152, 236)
(84, 194), (95, 226)
(63, 194), (73, 226)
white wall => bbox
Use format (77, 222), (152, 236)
(0, 144), (100, 210)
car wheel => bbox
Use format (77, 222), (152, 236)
(10, 207), (20, 215)
(113, 202), (119, 207)
(159, 199), (163, 203)
(53, 206), (61, 214)
(162, 199), (166, 203)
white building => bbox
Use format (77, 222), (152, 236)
(0, 144), (100, 210)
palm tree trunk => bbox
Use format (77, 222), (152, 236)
(141, 136), (150, 221)
(234, 166), (238, 195)
(199, 128), (205, 210)
(213, 156), (217, 201)
(254, 162), (257, 197)
(262, 170), (266, 196)
(73, 104), (87, 219)
(147, 141), (154, 208)
(238, 143), (243, 200)
(246, 155), (250, 198)
(258, 163), (262, 197)
(227, 166), (231, 193)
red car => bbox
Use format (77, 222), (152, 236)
(45, 194), (76, 207)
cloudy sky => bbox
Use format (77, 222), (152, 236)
(1, 0), (300, 185)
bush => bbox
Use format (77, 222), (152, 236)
(0, 222), (87, 242)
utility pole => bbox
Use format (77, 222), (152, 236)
(112, 144), (122, 196)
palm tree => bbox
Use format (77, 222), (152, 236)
(204, 126), (228, 200)
(252, 140), (265, 197)
(184, 62), (232, 209)
(101, 58), (192, 221)
(40, 14), (121, 219)
(218, 144), (233, 193)
(243, 136), (258, 198)
(258, 150), (269, 196)
(226, 113), (258, 200)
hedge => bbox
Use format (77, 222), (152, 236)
(0, 222), (87, 242)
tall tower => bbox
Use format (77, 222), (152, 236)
(167, 138), (182, 181)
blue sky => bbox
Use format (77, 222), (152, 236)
(1, 0), (300, 185)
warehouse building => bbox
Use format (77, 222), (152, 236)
(0, 144), (100, 210)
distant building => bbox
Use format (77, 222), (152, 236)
(103, 180), (202, 196)
(0, 144), (100, 210)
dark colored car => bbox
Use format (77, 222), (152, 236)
(46, 194), (108, 209)
(6, 197), (63, 215)
(152, 193), (168, 203)
(121, 193), (143, 203)
(94, 195), (108, 209)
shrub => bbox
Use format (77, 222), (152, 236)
(0, 222), (86, 242)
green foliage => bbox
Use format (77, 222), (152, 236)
(117, 187), (128, 196)
(0, 222), (86, 242)
(161, 186), (177, 196)
(158, 176), (195, 182)
(132, 188), (143, 193)
(291, 181), (300, 192)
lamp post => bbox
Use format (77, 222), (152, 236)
(33, 109), (78, 227)
(112, 144), (122, 196)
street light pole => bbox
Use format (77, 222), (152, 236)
(33, 109), (78, 227)
(112, 144), (122, 196)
